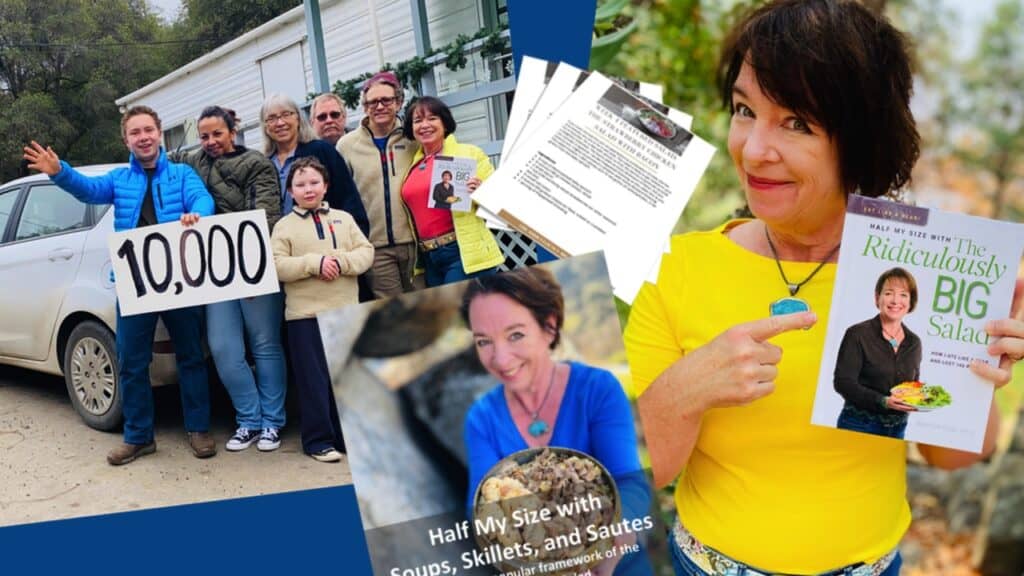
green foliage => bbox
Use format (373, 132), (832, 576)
(330, 24), (509, 106)
(479, 30), (508, 60)
(167, 0), (301, 66)
(0, 0), (176, 180)
(0, 93), (75, 173)
(395, 56), (433, 92)
(444, 34), (472, 71)
(591, 0), (637, 70)
(332, 73), (374, 109)
(950, 0), (1024, 220)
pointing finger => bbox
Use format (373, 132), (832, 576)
(744, 311), (818, 342)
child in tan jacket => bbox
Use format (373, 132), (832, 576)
(271, 157), (373, 462)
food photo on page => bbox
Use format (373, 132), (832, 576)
(316, 253), (660, 576)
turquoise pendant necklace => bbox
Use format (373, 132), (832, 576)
(882, 327), (902, 350)
(514, 364), (558, 437)
(765, 226), (840, 316)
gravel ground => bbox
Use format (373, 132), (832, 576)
(0, 364), (349, 528)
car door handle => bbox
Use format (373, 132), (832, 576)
(48, 248), (74, 261)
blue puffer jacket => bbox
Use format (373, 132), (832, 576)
(52, 148), (214, 231)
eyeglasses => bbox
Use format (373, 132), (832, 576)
(265, 110), (296, 125)
(363, 97), (398, 109)
(315, 110), (343, 122)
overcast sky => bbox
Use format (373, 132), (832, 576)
(150, 0), (182, 22)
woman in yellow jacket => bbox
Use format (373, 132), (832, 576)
(400, 96), (504, 287)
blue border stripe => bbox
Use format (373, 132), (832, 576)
(508, 0), (597, 72)
(1, 486), (371, 574)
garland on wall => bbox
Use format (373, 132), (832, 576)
(318, 25), (510, 109)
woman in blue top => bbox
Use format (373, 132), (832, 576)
(461, 267), (651, 576)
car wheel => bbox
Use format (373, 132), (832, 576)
(63, 321), (122, 431)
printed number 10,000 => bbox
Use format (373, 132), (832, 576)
(115, 221), (267, 298)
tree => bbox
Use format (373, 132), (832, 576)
(167, 0), (301, 66)
(0, 0), (175, 180)
(951, 0), (1024, 220)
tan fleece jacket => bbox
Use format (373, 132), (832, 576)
(271, 202), (373, 320)
(337, 119), (417, 247)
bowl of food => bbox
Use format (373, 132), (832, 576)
(637, 108), (676, 140)
(472, 447), (620, 574)
(891, 381), (953, 412)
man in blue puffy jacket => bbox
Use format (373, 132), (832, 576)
(24, 106), (218, 465)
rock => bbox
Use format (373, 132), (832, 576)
(945, 465), (988, 533)
(402, 347), (500, 466)
(334, 359), (463, 529)
(978, 453), (1024, 576)
(906, 461), (990, 533)
(1009, 407), (1024, 453)
(354, 287), (462, 358)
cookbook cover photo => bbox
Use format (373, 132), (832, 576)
(811, 196), (1023, 452)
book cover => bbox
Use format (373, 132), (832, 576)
(811, 196), (1023, 452)
(429, 156), (475, 213)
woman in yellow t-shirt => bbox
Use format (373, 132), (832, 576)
(623, 1), (1024, 575)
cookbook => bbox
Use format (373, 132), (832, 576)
(429, 156), (475, 213)
(810, 195), (1023, 452)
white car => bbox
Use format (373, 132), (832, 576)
(0, 165), (177, 431)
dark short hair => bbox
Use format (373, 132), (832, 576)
(719, 0), (919, 198)
(198, 105), (236, 132)
(402, 96), (457, 141)
(874, 267), (918, 313)
(460, 267), (565, 350)
(441, 170), (453, 179)
(120, 105), (161, 139)
(286, 157), (330, 191)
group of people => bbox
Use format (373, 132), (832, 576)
(21, 71), (515, 466)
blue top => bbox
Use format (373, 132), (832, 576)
(464, 361), (651, 523)
(269, 148), (297, 213)
(269, 139), (370, 238)
(53, 148), (214, 232)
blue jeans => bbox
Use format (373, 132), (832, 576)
(116, 304), (209, 445)
(837, 404), (908, 440)
(421, 242), (496, 287)
(207, 292), (287, 430)
(668, 528), (903, 576)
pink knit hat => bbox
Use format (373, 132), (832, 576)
(363, 71), (401, 93)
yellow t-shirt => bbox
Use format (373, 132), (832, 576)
(623, 221), (910, 574)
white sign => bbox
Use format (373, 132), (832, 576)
(108, 210), (280, 316)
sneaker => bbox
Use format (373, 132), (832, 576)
(257, 428), (281, 452)
(188, 431), (217, 458)
(226, 427), (260, 451)
(310, 448), (342, 463)
(107, 441), (156, 466)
